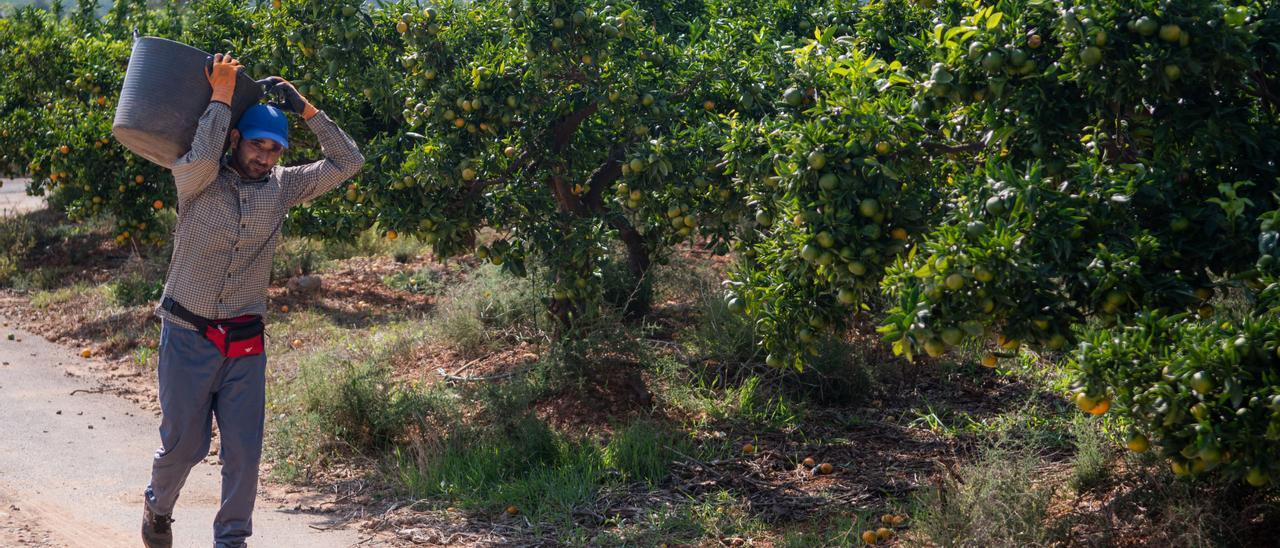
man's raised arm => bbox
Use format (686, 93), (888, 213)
(265, 77), (365, 208)
(171, 53), (240, 206)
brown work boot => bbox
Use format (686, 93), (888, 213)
(141, 502), (174, 548)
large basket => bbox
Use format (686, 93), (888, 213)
(112, 36), (263, 169)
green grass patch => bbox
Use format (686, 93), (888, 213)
(603, 420), (689, 487)
(658, 362), (803, 431)
(913, 438), (1052, 546)
(108, 270), (164, 306)
(1069, 416), (1112, 494)
(29, 283), (105, 308)
(298, 359), (453, 453)
(397, 416), (596, 522)
(392, 415), (691, 529)
(382, 266), (446, 295)
(426, 263), (545, 356)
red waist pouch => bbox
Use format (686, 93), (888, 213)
(162, 296), (265, 358)
(204, 314), (265, 358)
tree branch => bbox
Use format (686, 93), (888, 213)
(579, 146), (651, 297)
(552, 101), (599, 151)
(551, 173), (590, 216)
(920, 141), (986, 155)
(581, 145), (626, 208)
(671, 71), (711, 102)
(1250, 71), (1280, 113)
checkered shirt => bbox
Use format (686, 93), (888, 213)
(155, 102), (364, 331)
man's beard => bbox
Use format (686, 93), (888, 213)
(248, 164), (270, 177)
(237, 158), (271, 180)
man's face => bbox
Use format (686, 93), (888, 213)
(229, 129), (284, 180)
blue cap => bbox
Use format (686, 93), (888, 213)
(237, 104), (289, 149)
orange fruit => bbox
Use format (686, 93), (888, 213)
(80, 348), (91, 358)
(876, 527), (893, 541)
(280, 305), (289, 313)
(802, 456), (815, 467)
(742, 443), (755, 455)
(817, 462), (834, 475)
(60, 145), (70, 154)
(996, 334), (1019, 350)
(981, 353), (998, 368)
(96, 96), (107, 106)
(1074, 392), (1099, 413)
(135, 175), (144, 183)
(290, 338), (303, 349)
(505, 505), (519, 516)
(703, 100), (715, 110)
(880, 514), (894, 525)
(861, 530), (877, 544)
(1088, 399), (1110, 415)
(386, 230), (398, 240)
(396, 21), (408, 34)
(153, 200), (164, 210)
(1126, 433), (1149, 453)
(891, 514), (905, 525)
(890, 227), (908, 240)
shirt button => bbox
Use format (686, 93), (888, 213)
(227, 273), (232, 278)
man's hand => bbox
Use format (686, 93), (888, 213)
(257, 76), (318, 120)
(205, 53), (242, 106)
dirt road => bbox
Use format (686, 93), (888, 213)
(0, 318), (370, 546)
(0, 179), (44, 215)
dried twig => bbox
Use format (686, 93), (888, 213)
(68, 387), (110, 396)
(435, 366), (526, 383)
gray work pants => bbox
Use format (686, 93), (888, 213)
(144, 319), (266, 548)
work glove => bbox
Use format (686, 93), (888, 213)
(257, 76), (318, 120)
(205, 53), (242, 106)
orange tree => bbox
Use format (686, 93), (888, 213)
(723, 0), (1280, 485)
(0, 0), (819, 321)
(0, 1), (178, 245)
(7, 0), (1280, 485)
(332, 0), (831, 323)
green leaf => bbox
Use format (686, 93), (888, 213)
(986, 12), (1003, 30)
(984, 126), (1015, 147)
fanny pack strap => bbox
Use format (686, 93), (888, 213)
(161, 296), (211, 331)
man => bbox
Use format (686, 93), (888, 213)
(140, 52), (364, 548)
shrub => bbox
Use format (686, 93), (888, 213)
(427, 263), (545, 355)
(0, 214), (38, 285)
(299, 359), (448, 453)
(914, 439), (1052, 546)
(1068, 311), (1280, 489)
(109, 270), (163, 306)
